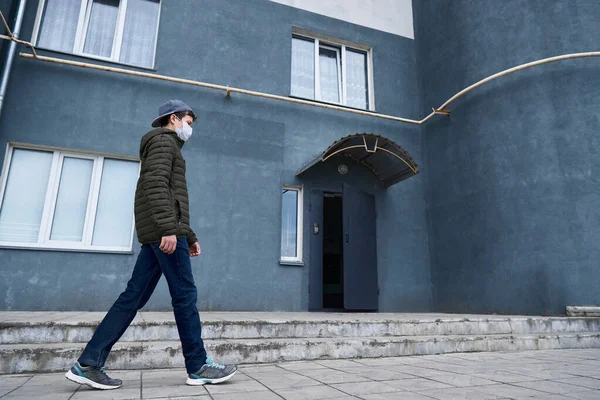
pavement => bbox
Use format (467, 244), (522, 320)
(1, 349), (600, 400)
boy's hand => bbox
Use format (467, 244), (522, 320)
(160, 235), (177, 254)
(189, 242), (201, 257)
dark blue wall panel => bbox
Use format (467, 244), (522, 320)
(414, 0), (600, 315)
(0, 0), (431, 311)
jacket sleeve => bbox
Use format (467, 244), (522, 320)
(142, 135), (178, 238)
(187, 229), (198, 246)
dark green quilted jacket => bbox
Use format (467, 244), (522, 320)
(134, 128), (198, 246)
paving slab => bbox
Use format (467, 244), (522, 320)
(427, 373), (497, 387)
(565, 391), (600, 400)
(204, 379), (268, 395)
(315, 360), (366, 369)
(470, 370), (544, 383)
(330, 381), (402, 396)
(151, 397), (208, 400)
(516, 369), (575, 380)
(472, 383), (550, 399)
(331, 366), (417, 381)
(417, 386), (503, 399)
(142, 385), (209, 399)
(275, 384), (347, 400)
(0, 376), (31, 397)
(553, 376), (600, 390)
(2, 375), (76, 400)
(251, 373), (322, 389)
(0, 348), (599, 399)
(210, 392), (280, 400)
(360, 393), (435, 400)
(512, 379), (594, 395)
(384, 365), (458, 378)
(383, 377), (453, 391)
(289, 369), (371, 385)
(277, 361), (329, 371)
(71, 387), (141, 400)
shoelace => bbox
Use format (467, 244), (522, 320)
(96, 368), (115, 382)
(210, 362), (226, 369)
(206, 357), (226, 369)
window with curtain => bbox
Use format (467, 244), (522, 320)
(34, 0), (161, 68)
(290, 33), (372, 110)
(346, 49), (369, 109)
(319, 46), (341, 103)
(280, 187), (303, 263)
(0, 145), (139, 252)
(291, 37), (315, 99)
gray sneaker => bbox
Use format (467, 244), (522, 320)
(65, 362), (122, 390)
(187, 357), (237, 385)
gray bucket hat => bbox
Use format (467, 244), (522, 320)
(151, 99), (195, 127)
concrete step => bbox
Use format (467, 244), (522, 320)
(2, 332), (600, 374)
(2, 313), (600, 344)
(567, 306), (600, 317)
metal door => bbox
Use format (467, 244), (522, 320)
(342, 184), (378, 310)
(308, 189), (324, 310)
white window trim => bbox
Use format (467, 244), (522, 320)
(292, 27), (375, 111)
(0, 143), (139, 254)
(280, 185), (303, 264)
(316, 44), (343, 105)
(31, 0), (162, 69)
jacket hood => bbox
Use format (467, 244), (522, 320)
(139, 128), (184, 157)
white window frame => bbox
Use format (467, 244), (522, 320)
(0, 143), (140, 253)
(31, 0), (162, 68)
(317, 44), (343, 104)
(292, 27), (375, 111)
(280, 185), (303, 264)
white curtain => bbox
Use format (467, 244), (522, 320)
(120, 0), (160, 67)
(50, 157), (93, 242)
(280, 190), (298, 258)
(319, 47), (340, 103)
(83, 0), (120, 58)
(37, 0), (81, 52)
(92, 159), (138, 247)
(346, 49), (368, 109)
(0, 150), (53, 243)
(291, 37), (315, 99)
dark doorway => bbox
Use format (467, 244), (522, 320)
(322, 193), (343, 310)
(308, 185), (378, 311)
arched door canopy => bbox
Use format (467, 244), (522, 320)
(296, 134), (419, 188)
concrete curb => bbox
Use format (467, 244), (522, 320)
(2, 316), (599, 344)
(2, 332), (599, 373)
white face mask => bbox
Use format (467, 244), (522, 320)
(175, 117), (193, 141)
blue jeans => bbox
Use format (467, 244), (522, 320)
(78, 237), (207, 373)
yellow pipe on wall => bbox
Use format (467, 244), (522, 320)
(0, 13), (598, 127)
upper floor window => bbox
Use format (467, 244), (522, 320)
(0, 144), (139, 253)
(33, 0), (161, 68)
(291, 29), (374, 111)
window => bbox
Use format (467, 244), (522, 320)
(0, 145), (139, 252)
(280, 186), (303, 263)
(291, 30), (374, 110)
(33, 0), (161, 68)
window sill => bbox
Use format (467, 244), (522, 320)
(0, 244), (134, 255)
(289, 95), (376, 113)
(29, 47), (158, 72)
(280, 259), (304, 267)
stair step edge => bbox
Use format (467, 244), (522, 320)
(2, 332), (599, 350)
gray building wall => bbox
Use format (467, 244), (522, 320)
(0, 0), (14, 72)
(414, 0), (600, 315)
(0, 0), (432, 311)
